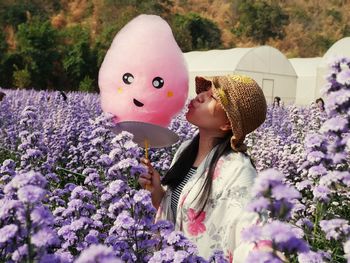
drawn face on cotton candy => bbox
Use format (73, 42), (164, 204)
(98, 15), (189, 127)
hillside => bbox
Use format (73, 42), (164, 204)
(2, 0), (350, 57)
(174, 0), (350, 57)
(0, 0), (350, 91)
(49, 0), (350, 57)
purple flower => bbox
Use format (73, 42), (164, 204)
(305, 134), (324, 149)
(97, 154), (112, 167)
(17, 185), (46, 203)
(133, 189), (152, 205)
(149, 247), (175, 262)
(0, 224), (18, 243)
(247, 197), (269, 213)
(298, 251), (325, 263)
(85, 230), (99, 244)
(123, 140), (138, 150)
(319, 171), (345, 187)
(263, 221), (309, 254)
(313, 185), (330, 202)
(5, 171), (47, 193)
(0, 199), (23, 220)
(241, 224), (262, 243)
(321, 116), (348, 133)
(307, 151), (325, 163)
(115, 158), (138, 170)
(167, 231), (182, 245)
(24, 148), (43, 159)
(295, 180), (313, 191)
(320, 219), (350, 241)
(106, 180), (127, 195)
(32, 227), (60, 247)
(111, 131), (133, 144)
(245, 250), (283, 263)
(208, 250), (229, 263)
(130, 164), (147, 176)
(336, 68), (350, 84)
(326, 89), (350, 114)
(70, 217), (92, 231)
(75, 244), (122, 263)
(295, 218), (313, 230)
(308, 164), (327, 178)
(252, 169), (284, 197)
(113, 211), (135, 231)
(109, 148), (122, 161)
(153, 220), (174, 237)
(272, 185), (301, 201)
(174, 250), (190, 262)
(31, 205), (55, 225)
(71, 186), (92, 200)
(55, 250), (74, 263)
(12, 244), (28, 261)
(67, 199), (83, 210)
(39, 253), (61, 263)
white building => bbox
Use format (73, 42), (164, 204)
(289, 57), (322, 105)
(184, 46), (298, 104)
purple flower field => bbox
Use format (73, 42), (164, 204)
(0, 58), (349, 262)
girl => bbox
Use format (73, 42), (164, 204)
(139, 74), (267, 262)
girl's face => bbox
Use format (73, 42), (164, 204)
(186, 88), (230, 132)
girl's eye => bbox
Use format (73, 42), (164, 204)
(211, 95), (217, 101)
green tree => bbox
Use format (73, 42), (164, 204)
(13, 66), (31, 89)
(16, 17), (60, 89)
(0, 53), (25, 88)
(94, 24), (124, 67)
(234, 0), (289, 44)
(62, 26), (98, 91)
(0, 31), (7, 57)
(79, 76), (95, 92)
(0, 1), (59, 28)
(171, 13), (222, 51)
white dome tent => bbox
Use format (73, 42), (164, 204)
(183, 46), (297, 104)
(316, 37), (350, 98)
(289, 57), (322, 106)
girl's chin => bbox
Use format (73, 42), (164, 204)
(185, 113), (195, 125)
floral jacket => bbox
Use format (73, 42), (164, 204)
(156, 140), (258, 262)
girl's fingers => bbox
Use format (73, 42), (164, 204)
(138, 177), (151, 187)
(139, 173), (151, 179)
(140, 157), (150, 166)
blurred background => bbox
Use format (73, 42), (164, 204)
(0, 0), (349, 93)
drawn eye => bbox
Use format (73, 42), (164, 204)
(152, 77), (164, 89)
(123, 73), (134, 84)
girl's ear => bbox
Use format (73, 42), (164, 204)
(219, 122), (231, 132)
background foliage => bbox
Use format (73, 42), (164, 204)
(0, 0), (349, 91)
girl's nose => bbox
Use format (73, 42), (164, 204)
(196, 92), (207, 103)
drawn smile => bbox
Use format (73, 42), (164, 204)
(133, 99), (144, 107)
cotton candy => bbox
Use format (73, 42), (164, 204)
(99, 14), (189, 127)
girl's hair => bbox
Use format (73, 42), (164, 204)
(162, 131), (241, 216)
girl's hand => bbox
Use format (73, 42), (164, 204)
(138, 158), (165, 209)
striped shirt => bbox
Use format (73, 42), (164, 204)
(170, 167), (197, 219)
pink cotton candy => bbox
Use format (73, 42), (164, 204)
(98, 14), (189, 127)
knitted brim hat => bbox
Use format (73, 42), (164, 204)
(195, 75), (267, 152)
